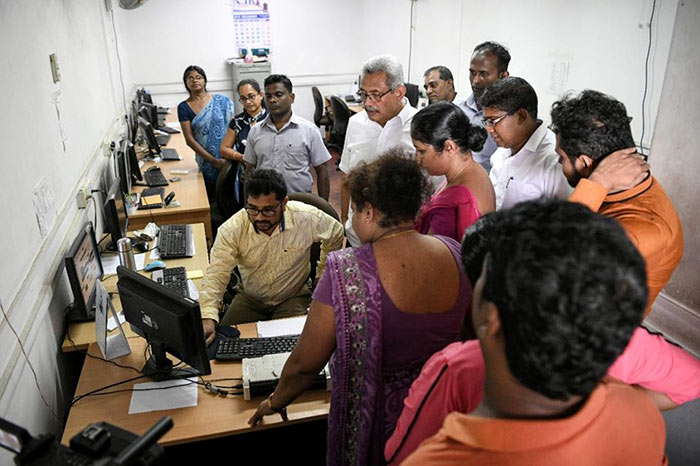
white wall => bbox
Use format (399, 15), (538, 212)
(0, 0), (130, 460)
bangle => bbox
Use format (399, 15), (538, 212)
(267, 394), (286, 413)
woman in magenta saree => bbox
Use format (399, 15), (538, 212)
(249, 151), (470, 465)
(412, 101), (496, 241)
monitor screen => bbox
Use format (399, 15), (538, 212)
(138, 116), (161, 157)
(129, 99), (140, 143)
(137, 88), (153, 104)
(117, 266), (211, 381)
(65, 222), (104, 322)
(139, 102), (158, 128)
(116, 140), (131, 195)
(126, 140), (142, 182)
(104, 177), (129, 251)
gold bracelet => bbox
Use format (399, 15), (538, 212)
(267, 394), (285, 413)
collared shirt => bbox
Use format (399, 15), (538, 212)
(489, 122), (571, 210)
(402, 382), (667, 465)
(243, 112), (331, 194)
(200, 201), (344, 322)
(570, 176), (683, 315)
(229, 108), (268, 154)
(338, 97), (418, 245)
(455, 93), (498, 172)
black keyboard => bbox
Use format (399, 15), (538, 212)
(215, 335), (300, 361)
(145, 169), (169, 187)
(151, 266), (189, 298)
(138, 187), (165, 210)
(158, 224), (189, 258)
(160, 148), (180, 160)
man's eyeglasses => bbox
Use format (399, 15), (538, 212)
(356, 88), (392, 102)
(239, 93), (260, 103)
(481, 113), (511, 128)
(186, 75), (204, 82)
(245, 203), (281, 217)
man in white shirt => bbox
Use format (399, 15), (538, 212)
(423, 66), (458, 104)
(456, 42), (511, 172)
(480, 77), (571, 209)
(339, 54), (418, 246)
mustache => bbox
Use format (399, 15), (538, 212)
(365, 105), (378, 112)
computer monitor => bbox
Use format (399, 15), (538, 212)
(138, 116), (161, 157)
(115, 140), (131, 195)
(139, 102), (159, 128)
(129, 99), (140, 143)
(126, 140), (143, 182)
(65, 222), (104, 322)
(104, 177), (129, 251)
(137, 88), (153, 104)
(116, 265), (211, 381)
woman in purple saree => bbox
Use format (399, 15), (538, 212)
(249, 151), (470, 465)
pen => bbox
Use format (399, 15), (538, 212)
(506, 176), (514, 189)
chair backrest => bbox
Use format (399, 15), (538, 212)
(329, 96), (351, 145)
(311, 86), (325, 127)
(404, 82), (420, 107)
(288, 192), (341, 284)
(215, 160), (240, 220)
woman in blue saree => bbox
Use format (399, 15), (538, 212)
(177, 65), (233, 198)
(248, 150), (470, 465)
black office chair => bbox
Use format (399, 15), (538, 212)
(312, 86), (333, 133)
(404, 82), (420, 107)
(329, 96), (352, 154)
(211, 160), (242, 236)
(288, 192), (340, 286)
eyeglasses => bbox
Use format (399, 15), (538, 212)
(481, 113), (511, 128)
(244, 203), (281, 217)
(356, 89), (392, 102)
(186, 75), (204, 82)
(239, 93), (260, 103)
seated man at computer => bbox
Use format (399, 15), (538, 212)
(480, 77), (571, 209)
(550, 89), (684, 316)
(423, 66), (458, 104)
(200, 169), (344, 344)
(243, 74), (331, 200)
(402, 200), (666, 465)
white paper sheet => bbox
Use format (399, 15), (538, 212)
(187, 280), (199, 301)
(100, 253), (146, 275)
(128, 378), (198, 414)
(107, 312), (126, 332)
(256, 315), (307, 337)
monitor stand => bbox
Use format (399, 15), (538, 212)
(143, 342), (201, 382)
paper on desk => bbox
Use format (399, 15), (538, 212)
(101, 253), (146, 275)
(142, 195), (162, 206)
(128, 378), (198, 414)
(166, 121), (181, 130)
(257, 315), (307, 337)
(187, 280), (199, 301)
(107, 312), (126, 332)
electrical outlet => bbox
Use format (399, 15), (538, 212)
(76, 182), (92, 209)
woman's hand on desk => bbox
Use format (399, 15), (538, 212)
(203, 319), (217, 346)
(249, 395), (289, 426)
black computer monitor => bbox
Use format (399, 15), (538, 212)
(139, 102), (159, 128)
(126, 140), (143, 182)
(65, 222), (104, 322)
(137, 88), (153, 104)
(138, 116), (161, 157)
(129, 99), (140, 143)
(116, 266), (211, 381)
(115, 140), (131, 195)
(104, 177), (129, 251)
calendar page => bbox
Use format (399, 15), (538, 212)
(233, 0), (271, 53)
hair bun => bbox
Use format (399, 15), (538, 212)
(468, 125), (487, 152)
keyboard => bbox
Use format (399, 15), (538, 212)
(145, 168), (169, 187)
(158, 224), (192, 258)
(160, 148), (180, 160)
(138, 187), (165, 210)
(215, 335), (300, 361)
(151, 266), (190, 298)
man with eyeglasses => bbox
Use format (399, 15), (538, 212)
(339, 54), (418, 246)
(244, 74), (332, 200)
(456, 41), (511, 173)
(480, 77), (570, 210)
(200, 169), (344, 342)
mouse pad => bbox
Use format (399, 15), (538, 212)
(207, 326), (241, 359)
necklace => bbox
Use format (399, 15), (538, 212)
(372, 227), (415, 243)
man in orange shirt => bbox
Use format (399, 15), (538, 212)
(550, 90), (683, 316)
(403, 201), (666, 465)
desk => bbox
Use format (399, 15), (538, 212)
(128, 112), (213, 240)
(62, 324), (330, 446)
(62, 223), (210, 353)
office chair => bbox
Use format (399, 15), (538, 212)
(312, 86), (333, 133)
(404, 82), (420, 107)
(211, 160), (242, 235)
(329, 96), (352, 154)
(288, 192), (340, 286)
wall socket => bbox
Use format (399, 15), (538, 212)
(76, 182), (91, 209)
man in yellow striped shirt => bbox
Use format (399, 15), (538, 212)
(200, 169), (344, 344)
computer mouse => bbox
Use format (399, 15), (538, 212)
(132, 239), (148, 253)
(144, 260), (166, 271)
